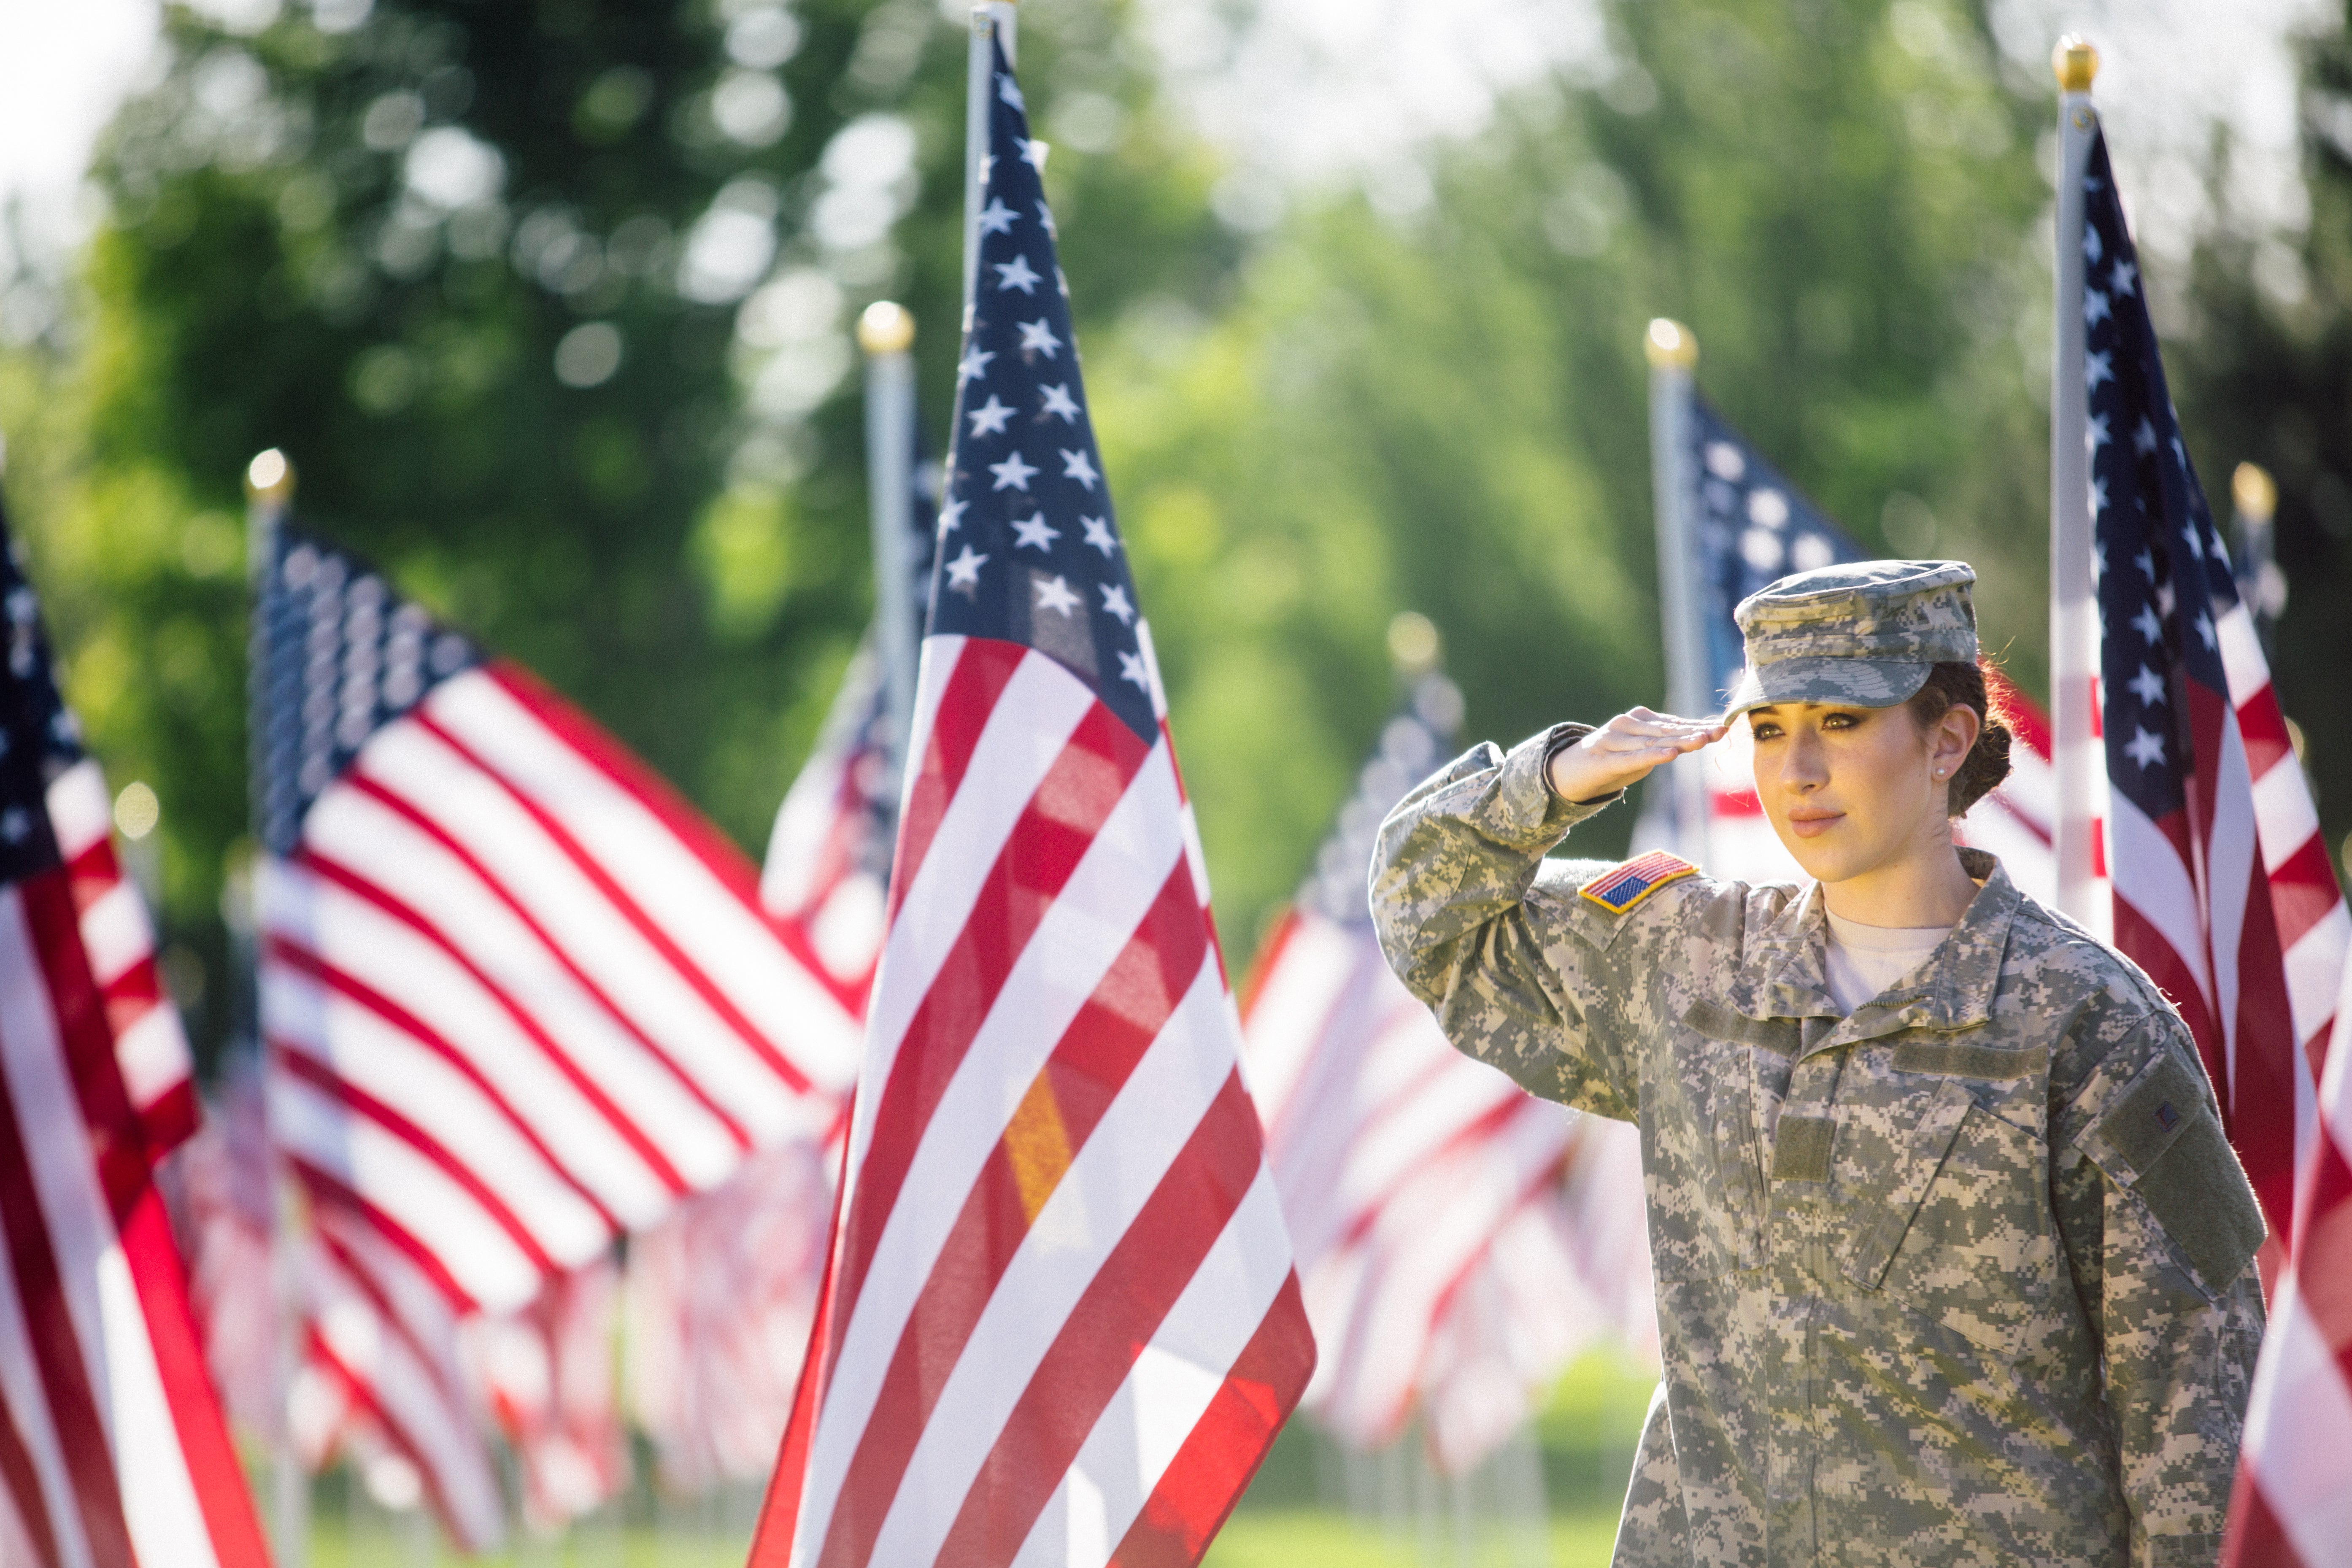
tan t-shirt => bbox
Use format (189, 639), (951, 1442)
(1823, 908), (1954, 1015)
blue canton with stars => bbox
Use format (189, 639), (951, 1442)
(0, 495), (84, 884)
(253, 525), (482, 855)
(2082, 130), (2244, 826)
(1689, 399), (1864, 705)
(933, 41), (1156, 741)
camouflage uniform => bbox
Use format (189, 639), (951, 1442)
(1369, 562), (2266, 1568)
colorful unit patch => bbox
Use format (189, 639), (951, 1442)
(1580, 850), (1699, 915)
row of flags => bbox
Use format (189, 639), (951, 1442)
(0, 24), (2341, 1568)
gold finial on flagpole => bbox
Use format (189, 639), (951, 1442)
(1644, 318), (1698, 370)
(2232, 462), (2277, 523)
(245, 448), (295, 504)
(1387, 610), (1441, 676)
(2053, 35), (2098, 94)
(857, 301), (916, 356)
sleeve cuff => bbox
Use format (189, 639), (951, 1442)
(1474, 724), (1620, 851)
(1538, 723), (1627, 809)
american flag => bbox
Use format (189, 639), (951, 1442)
(251, 521), (864, 1538)
(749, 40), (1314, 1567)
(1664, 398), (2058, 896)
(1241, 669), (1650, 1472)
(0, 514), (269, 1568)
(2078, 131), (2347, 1252)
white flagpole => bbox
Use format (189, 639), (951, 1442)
(243, 447), (309, 1568)
(2050, 37), (2108, 936)
(1645, 318), (1710, 865)
(858, 300), (920, 794)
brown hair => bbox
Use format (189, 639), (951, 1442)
(1906, 659), (2012, 817)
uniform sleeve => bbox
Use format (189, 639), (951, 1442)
(1367, 726), (1642, 1120)
(2055, 1010), (2268, 1568)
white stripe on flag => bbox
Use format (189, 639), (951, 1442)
(2106, 792), (2214, 1009)
(1006, 1167), (1293, 1568)
(266, 1072), (541, 1310)
(858, 959), (1235, 1567)
(799, 739), (1188, 1534)
(429, 673), (861, 1090)
(2240, 1272), (2352, 1561)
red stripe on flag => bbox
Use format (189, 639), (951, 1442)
(294, 845), (698, 1193)
(2233, 686), (2296, 783)
(2266, 836), (2344, 957)
(272, 1044), (564, 1279)
(815, 859), (1210, 1568)
(1107, 1273), (1312, 1568)
(332, 775), (750, 1154)
(489, 662), (867, 1018)
(932, 1072), (1267, 1568)
(832, 702), (1150, 1324)
(411, 707), (818, 1100)
(0, 1390), (62, 1568)
(746, 1139), (853, 1568)
(287, 1157), (479, 1314)
(887, 640), (1026, 926)
(2112, 895), (2221, 1071)
(265, 930), (625, 1231)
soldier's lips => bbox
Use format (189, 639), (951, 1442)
(1785, 810), (1844, 839)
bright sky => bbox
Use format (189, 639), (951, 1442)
(0, 0), (2334, 270)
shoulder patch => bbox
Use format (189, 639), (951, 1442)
(1580, 850), (1698, 915)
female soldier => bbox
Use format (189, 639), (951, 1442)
(1371, 560), (2264, 1568)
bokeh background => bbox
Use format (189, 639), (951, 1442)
(3, 0), (2349, 1074)
(1, 1), (2349, 1555)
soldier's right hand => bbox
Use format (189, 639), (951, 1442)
(1547, 707), (1727, 804)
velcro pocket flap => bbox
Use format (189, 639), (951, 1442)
(2081, 1047), (2267, 1297)
(1891, 1041), (2047, 1081)
(1846, 1079), (1976, 1289)
(1682, 1000), (1800, 1057)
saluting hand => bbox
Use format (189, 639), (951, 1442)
(1547, 707), (1728, 804)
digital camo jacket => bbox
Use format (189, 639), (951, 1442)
(1370, 729), (2266, 1568)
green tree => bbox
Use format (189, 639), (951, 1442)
(0, 0), (1236, 1064)
(1096, 0), (2055, 943)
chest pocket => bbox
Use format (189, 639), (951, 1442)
(1651, 1002), (1794, 1282)
(1836, 1044), (2063, 1360)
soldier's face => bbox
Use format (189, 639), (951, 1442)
(1745, 701), (1950, 883)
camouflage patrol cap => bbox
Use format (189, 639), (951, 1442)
(1721, 559), (1977, 718)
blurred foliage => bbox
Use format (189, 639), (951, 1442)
(1100, 0), (2055, 938)
(2169, 1), (2352, 870)
(0, 0), (2344, 1070)
(0, 0), (1232, 1063)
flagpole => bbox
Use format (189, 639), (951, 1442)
(1645, 318), (1710, 864)
(244, 448), (309, 1568)
(858, 300), (920, 797)
(2050, 37), (2107, 936)
(961, 3), (1015, 325)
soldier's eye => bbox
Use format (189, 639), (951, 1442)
(1751, 722), (1782, 741)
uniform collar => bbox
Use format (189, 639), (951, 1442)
(1729, 848), (2016, 1034)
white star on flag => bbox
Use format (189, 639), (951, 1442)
(1099, 583), (1134, 624)
(1040, 383), (1081, 422)
(1020, 137), (1048, 170)
(2125, 726), (2166, 769)
(994, 254), (1042, 294)
(1032, 574), (1080, 616)
(977, 197), (1018, 236)
(997, 73), (1023, 109)
(2084, 224), (2103, 263)
(967, 395), (1014, 437)
(2111, 257), (2136, 295)
(1081, 515), (1117, 556)
(988, 451), (1038, 491)
(1011, 513), (1060, 551)
(957, 346), (995, 386)
(2195, 612), (2216, 650)
(2133, 416), (2158, 454)
(1037, 200), (1056, 237)
(2130, 664), (2166, 706)
(1060, 448), (1100, 491)
(1018, 319), (1062, 358)
(945, 544), (987, 591)
(2085, 289), (2112, 326)
(2086, 412), (2109, 452)
(938, 498), (967, 536)
(2133, 602), (2163, 645)
(2086, 350), (2114, 390)
(1118, 649), (1150, 689)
